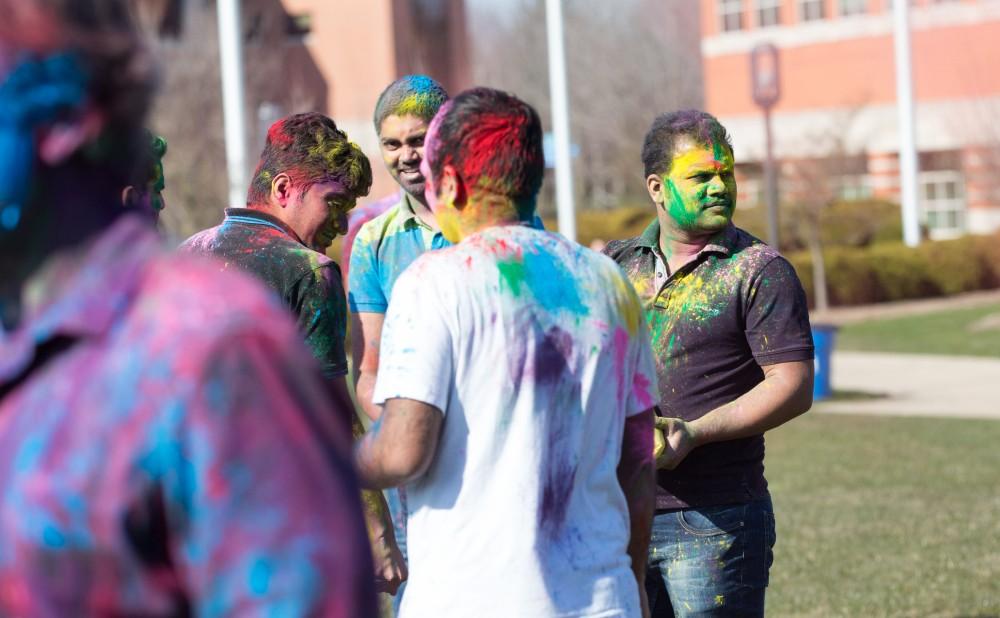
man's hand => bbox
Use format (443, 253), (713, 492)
(371, 533), (407, 595)
(654, 416), (699, 470)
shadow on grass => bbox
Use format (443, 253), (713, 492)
(824, 388), (890, 402)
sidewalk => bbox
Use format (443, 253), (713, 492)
(813, 350), (1000, 420)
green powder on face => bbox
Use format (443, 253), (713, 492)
(665, 177), (699, 230)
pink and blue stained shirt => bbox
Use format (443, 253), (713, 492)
(0, 215), (375, 617)
(373, 224), (659, 617)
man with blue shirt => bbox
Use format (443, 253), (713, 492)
(349, 75), (451, 423)
(348, 77), (450, 610)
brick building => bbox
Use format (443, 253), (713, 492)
(140, 0), (470, 210)
(700, 0), (1000, 239)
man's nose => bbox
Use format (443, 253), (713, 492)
(706, 175), (727, 195)
(401, 146), (419, 163)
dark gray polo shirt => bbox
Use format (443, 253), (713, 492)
(181, 208), (348, 379)
(605, 220), (814, 510)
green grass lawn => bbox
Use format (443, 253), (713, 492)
(765, 412), (1000, 617)
(835, 302), (1000, 358)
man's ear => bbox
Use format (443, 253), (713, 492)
(439, 164), (466, 210)
(121, 186), (136, 208)
(37, 107), (105, 166)
(270, 173), (293, 208)
(646, 173), (666, 210)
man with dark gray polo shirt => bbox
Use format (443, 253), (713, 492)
(604, 110), (815, 617)
(182, 112), (406, 595)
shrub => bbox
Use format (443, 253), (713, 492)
(737, 199), (904, 252)
(787, 233), (1000, 307)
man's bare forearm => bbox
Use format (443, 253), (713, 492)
(350, 312), (384, 422)
(354, 371), (381, 422)
(689, 360), (813, 446)
(656, 361), (814, 470)
(355, 398), (444, 489)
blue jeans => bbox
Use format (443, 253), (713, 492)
(645, 497), (776, 617)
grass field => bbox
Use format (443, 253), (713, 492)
(765, 412), (1000, 617)
(836, 302), (1000, 358)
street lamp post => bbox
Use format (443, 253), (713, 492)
(751, 43), (781, 249)
(217, 0), (248, 209)
(545, 0), (577, 242)
(893, 0), (922, 247)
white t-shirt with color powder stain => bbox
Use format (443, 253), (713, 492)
(373, 224), (658, 618)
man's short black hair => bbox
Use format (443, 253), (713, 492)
(641, 110), (733, 178)
(246, 112), (372, 206)
(426, 87), (544, 218)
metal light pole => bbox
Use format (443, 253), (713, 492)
(217, 0), (248, 208)
(893, 0), (921, 247)
(545, 0), (576, 242)
(751, 43), (781, 248)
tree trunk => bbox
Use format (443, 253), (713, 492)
(809, 234), (829, 311)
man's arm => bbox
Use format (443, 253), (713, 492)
(618, 408), (656, 618)
(355, 397), (444, 489)
(350, 311), (384, 422)
(342, 389), (407, 595)
(656, 360), (814, 470)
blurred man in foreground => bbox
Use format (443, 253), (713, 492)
(355, 87), (659, 617)
(0, 1), (375, 614)
(182, 111), (406, 594)
(604, 110), (814, 617)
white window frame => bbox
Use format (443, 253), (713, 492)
(837, 174), (873, 201)
(719, 0), (744, 32)
(799, 0), (826, 21)
(920, 170), (967, 240)
(756, 0), (782, 27)
(838, 0), (868, 17)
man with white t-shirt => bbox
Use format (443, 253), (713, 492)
(354, 87), (659, 618)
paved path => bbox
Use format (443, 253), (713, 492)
(814, 351), (1000, 420)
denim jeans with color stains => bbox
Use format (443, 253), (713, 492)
(645, 497), (776, 617)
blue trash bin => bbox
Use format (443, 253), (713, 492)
(812, 324), (838, 401)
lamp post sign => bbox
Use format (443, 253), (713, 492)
(751, 42), (781, 248)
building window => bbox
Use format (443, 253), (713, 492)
(757, 0), (782, 27)
(719, 0), (744, 32)
(839, 0), (867, 16)
(800, 0), (825, 21)
(920, 171), (966, 239)
(837, 175), (873, 201)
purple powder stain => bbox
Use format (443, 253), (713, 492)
(533, 325), (579, 540)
